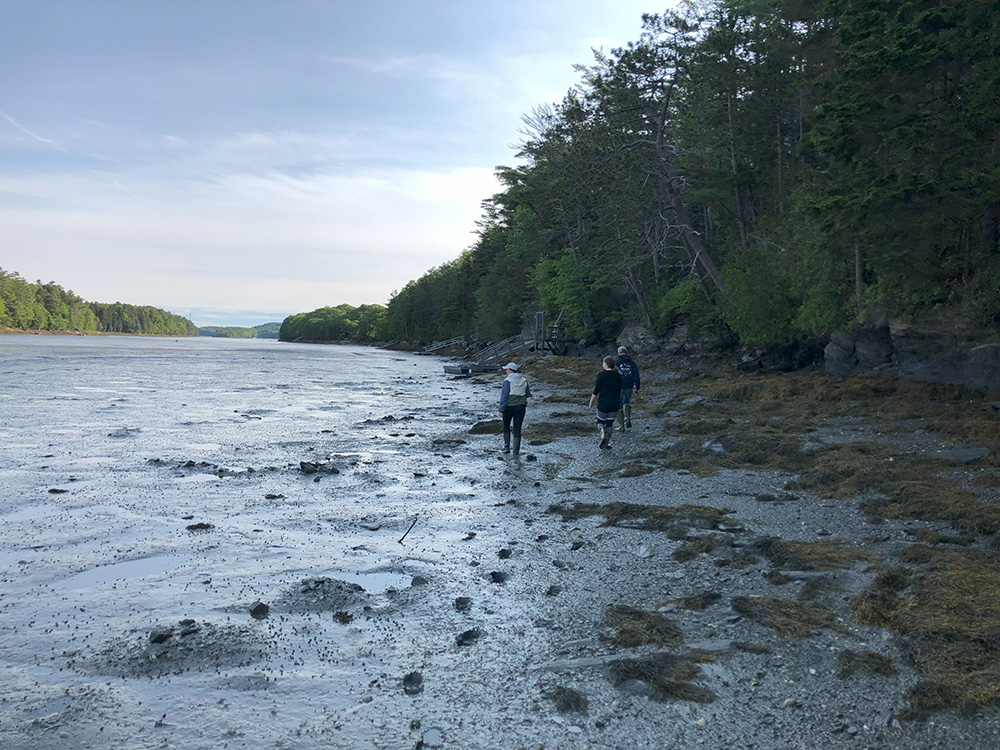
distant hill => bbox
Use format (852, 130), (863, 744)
(198, 322), (281, 339)
(0, 268), (197, 335)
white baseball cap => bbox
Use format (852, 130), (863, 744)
(503, 362), (519, 371)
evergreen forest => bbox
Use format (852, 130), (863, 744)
(199, 323), (282, 339)
(0, 268), (198, 336)
(290, 0), (1000, 349)
(279, 304), (388, 343)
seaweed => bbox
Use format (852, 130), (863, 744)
(750, 536), (879, 571)
(602, 605), (684, 649)
(835, 650), (897, 678)
(731, 595), (838, 638)
(607, 653), (716, 703)
(546, 685), (588, 715)
(548, 502), (738, 535)
(852, 550), (1000, 716)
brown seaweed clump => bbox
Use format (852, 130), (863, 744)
(548, 501), (739, 536)
(855, 549), (1000, 718)
(546, 685), (589, 715)
(602, 605), (684, 649)
(731, 595), (838, 638)
(665, 592), (723, 611)
(751, 536), (880, 571)
(607, 653), (716, 704)
(835, 650), (898, 678)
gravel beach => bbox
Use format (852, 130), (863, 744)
(2, 336), (999, 749)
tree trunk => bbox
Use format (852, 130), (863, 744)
(653, 95), (726, 293)
(658, 161), (726, 293)
(854, 238), (863, 319)
(624, 270), (654, 328)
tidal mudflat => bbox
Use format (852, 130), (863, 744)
(2, 335), (999, 749)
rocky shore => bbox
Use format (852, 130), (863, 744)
(3, 341), (1000, 749)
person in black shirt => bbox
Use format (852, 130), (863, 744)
(588, 356), (622, 450)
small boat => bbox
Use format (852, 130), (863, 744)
(443, 363), (497, 375)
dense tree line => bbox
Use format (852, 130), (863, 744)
(199, 323), (282, 338)
(279, 304), (388, 343)
(0, 268), (197, 336)
(374, 0), (999, 348)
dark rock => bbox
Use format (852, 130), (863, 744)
(411, 575), (429, 586)
(489, 571), (508, 584)
(149, 628), (173, 644)
(498, 548), (512, 559)
(456, 627), (483, 647)
(545, 585), (563, 597)
(249, 601), (270, 620)
(47, 488), (69, 494)
(186, 522), (214, 531)
(454, 596), (472, 612)
(857, 327), (894, 367)
(402, 671), (424, 695)
(264, 493), (285, 500)
(299, 461), (339, 475)
(825, 313), (1000, 392)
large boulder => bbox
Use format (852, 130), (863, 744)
(824, 312), (1000, 394)
(616, 324), (660, 354)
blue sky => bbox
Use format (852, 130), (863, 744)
(2, 1), (666, 326)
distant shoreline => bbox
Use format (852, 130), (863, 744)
(0, 327), (198, 337)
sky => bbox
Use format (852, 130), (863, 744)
(1, 1), (667, 327)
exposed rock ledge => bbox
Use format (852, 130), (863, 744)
(824, 311), (1000, 394)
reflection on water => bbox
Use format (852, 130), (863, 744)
(333, 569), (412, 592)
(55, 554), (189, 589)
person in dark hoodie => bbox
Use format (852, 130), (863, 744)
(498, 362), (531, 456)
(614, 345), (641, 431)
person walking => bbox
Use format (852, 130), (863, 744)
(614, 345), (641, 431)
(498, 362), (531, 456)
(589, 356), (622, 450)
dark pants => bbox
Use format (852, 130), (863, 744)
(502, 405), (526, 439)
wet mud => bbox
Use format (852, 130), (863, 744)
(2, 336), (1000, 748)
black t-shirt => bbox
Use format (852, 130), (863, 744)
(593, 369), (622, 413)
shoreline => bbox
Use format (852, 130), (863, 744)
(0, 327), (199, 338)
(1, 341), (998, 748)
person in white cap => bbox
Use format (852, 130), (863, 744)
(498, 362), (531, 456)
(614, 345), (641, 430)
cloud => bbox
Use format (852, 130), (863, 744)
(0, 110), (59, 148)
(0, 162), (499, 316)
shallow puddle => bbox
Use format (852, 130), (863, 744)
(55, 554), (189, 590)
(333, 569), (412, 592)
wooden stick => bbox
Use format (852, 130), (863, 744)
(398, 515), (419, 544)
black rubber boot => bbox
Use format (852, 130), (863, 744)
(624, 404), (632, 429)
(503, 431), (510, 454)
(599, 427), (610, 450)
(512, 436), (521, 456)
